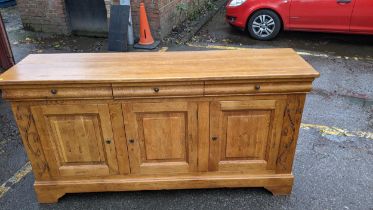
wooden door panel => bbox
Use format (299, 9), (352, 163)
(209, 100), (285, 173)
(47, 115), (106, 163)
(31, 104), (119, 177)
(142, 113), (186, 160)
(225, 111), (271, 159)
(123, 102), (198, 174)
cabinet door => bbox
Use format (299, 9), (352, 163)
(122, 102), (198, 174)
(209, 99), (285, 173)
(31, 104), (119, 177)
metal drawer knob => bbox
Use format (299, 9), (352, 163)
(212, 136), (218, 141)
(51, 89), (58, 95)
(128, 139), (135, 144)
(255, 84), (261, 90)
(153, 87), (160, 93)
(105, 140), (111, 144)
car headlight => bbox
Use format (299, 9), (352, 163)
(228, 0), (247, 7)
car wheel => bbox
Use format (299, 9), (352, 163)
(247, 10), (281, 41)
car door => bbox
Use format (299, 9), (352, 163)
(350, 0), (373, 33)
(289, 0), (355, 31)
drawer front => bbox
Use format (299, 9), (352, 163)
(2, 86), (113, 100)
(113, 83), (204, 98)
(204, 82), (312, 96)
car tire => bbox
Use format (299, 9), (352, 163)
(247, 10), (281, 41)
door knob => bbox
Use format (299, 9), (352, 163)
(105, 139), (111, 144)
(212, 136), (218, 141)
(51, 89), (58, 95)
(128, 139), (135, 144)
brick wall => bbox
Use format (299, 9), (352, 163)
(16, 0), (207, 39)
(130, 0), (209, 39)
(17, 0), (70, 34)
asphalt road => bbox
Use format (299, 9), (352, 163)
(0, 6), (373, 210)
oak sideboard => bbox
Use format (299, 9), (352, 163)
(0, 49), (319, 203)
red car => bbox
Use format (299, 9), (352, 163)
(226, 0), (373, 40)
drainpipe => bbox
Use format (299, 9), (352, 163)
(120, 0), (134, 45)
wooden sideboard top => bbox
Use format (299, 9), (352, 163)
(0, 49), (319, 86)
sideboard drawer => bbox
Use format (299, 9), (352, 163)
(113, 82), (204, 98)
(204, 81), (312, 96)
(2, 85), (113, 100)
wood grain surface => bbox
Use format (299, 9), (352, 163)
(2, 50), (319, 203)
(0, 49), (319, 85)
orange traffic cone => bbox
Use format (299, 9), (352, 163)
(134, 3), (159, 49)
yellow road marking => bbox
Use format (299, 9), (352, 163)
(0, 162), (31, 199)
(159, 47), (168, 52)
(186, 43), (373, 61)
(301, 123), (373, 140)
(187, 43), (247, 50)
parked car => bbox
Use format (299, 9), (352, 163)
(226, 0), (373, 40)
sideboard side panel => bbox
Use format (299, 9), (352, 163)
(11, 103), (51, 180)
(276, 94), (306, 174)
